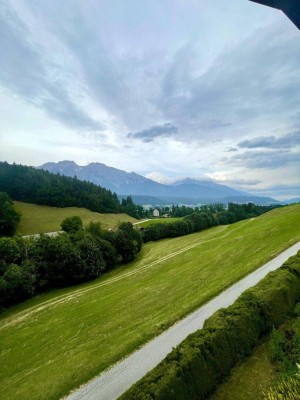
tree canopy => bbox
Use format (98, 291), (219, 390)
(0, 192), (21, 237)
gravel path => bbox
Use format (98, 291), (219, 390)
(22, 231), (63, 239)
(64, 241), (300, 400)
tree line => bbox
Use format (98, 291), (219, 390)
(151, 203), (226, 218)
(0, 162), (145, 218)
(142, 202), (281, 242)
(0, 218), (142, 309)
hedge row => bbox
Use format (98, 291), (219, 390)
(142, 212), (217, 243)
(119, 251), (300, 400)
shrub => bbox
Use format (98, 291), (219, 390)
(77, 235), (105, 280)
(61, 216), (83, 234)
(0, 236), (26, 265)
(0, 261), (36, 306)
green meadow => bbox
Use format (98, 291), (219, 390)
(1, 204), (299, 400)
(135, 216), (183, 228)
(14, 201), (138, 235)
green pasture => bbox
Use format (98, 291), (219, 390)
(135, 217), (183, 228)
(14, 201), (137, 235)
(0, 204), (299, 400)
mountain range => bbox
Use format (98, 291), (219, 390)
(39, 161), (279, 205)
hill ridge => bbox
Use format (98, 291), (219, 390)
(40, 160), (277, 204)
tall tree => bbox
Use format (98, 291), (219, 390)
(0, 192), (21, 236)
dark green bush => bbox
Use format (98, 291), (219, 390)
(0, 192), (21, 237)
(60, 216), (83, 234)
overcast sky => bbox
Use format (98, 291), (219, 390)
(0, 0), (299, 200)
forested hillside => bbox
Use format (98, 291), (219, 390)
(0, 162), (144, 217)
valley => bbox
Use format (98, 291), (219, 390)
(0, 204), (299, 400)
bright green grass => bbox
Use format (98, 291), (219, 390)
(135, 217), (183, 228)
(0, 205), (299, 400)
(14, 201), (138, 235)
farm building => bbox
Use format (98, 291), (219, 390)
(153, 209), (160, 217)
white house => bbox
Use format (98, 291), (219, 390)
(153, 209), (160, 217)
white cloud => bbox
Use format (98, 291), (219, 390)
(145, 172), (175, 184)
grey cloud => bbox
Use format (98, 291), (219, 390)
(0, 5), (102, 131)
(61, 29), (130, 118)
(38, 3), (145, 129)
(259, 184), (300, 191)
(202, 119), (232, 130)
(238, 131), (299, 149)
(292, 112), (300, 121)
(4, 1), (300, 145)
(249, 184), (300, 199)
(156, 25), (300, 140)
(224, 149), (299, 169)
(40, 87), (102, 131)
(226, 147), (238, 152)
(218, 179), (262, 186)
(127, 123), (178, 143)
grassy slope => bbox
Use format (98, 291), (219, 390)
(136, 217), (183, 228)
(0, 205), (299, 400)
(14, 201), (138, 234)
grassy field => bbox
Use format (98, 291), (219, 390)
(0, 204), (299, 400)
(14, 201), (138, 235)
(135, 217), (183, 228)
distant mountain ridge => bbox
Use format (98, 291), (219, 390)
(39, 161), (278, 205)
(283, 197), (300, 204)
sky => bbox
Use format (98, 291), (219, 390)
(0, 0), (299, 200)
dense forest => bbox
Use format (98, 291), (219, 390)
(0, 219), (142, 309)
(0, 162), (145, 218)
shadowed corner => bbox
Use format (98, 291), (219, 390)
(249, 0), (300, 30)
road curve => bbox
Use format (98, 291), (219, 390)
(64, 242), (300, 400)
